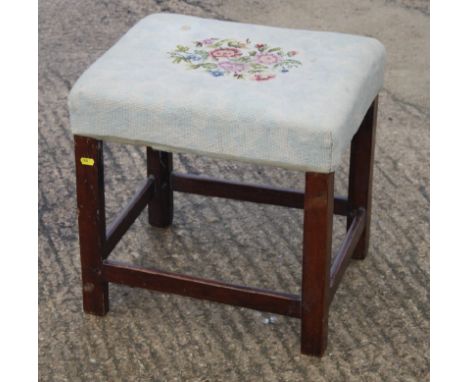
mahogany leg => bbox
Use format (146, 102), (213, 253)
(147, 147), (173, 227)
(74, 136), (109, 316)
(347, 97), (378, 260)
(301, 172), (334, 356)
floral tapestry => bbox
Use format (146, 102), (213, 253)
(168, 38), (302, 81)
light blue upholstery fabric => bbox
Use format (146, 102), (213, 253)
(69, 13), (385, 172)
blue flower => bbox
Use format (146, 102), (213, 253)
(209, 70), (224, 77)
(186, 53), (202, 61)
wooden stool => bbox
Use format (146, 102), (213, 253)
(70, 14), (385, 357)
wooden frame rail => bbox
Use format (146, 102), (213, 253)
(171, 172), (350, 216)
(329, 208), (366, 301)
(104, 177), (155, 258)
(98, 175), (365, 314)
(98, 175), (365, 311)
(102, 260), (301, 317)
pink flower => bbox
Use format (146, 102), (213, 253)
(218, 61), (246, 73)
(202, 38), (218, 45)
(287, 50), (298, 57)
(209, 48), (242, 60)
(255, 53), (282, 65)
(252, 74), (276, 81)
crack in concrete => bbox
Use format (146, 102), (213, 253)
(383, 88), (429, 118)
(383, 0), (429, 17)
(154, 0), (236, 21)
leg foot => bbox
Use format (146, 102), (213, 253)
(348, 97), (378, 260)
(301, 172), (334, 356)
(74, 136), (109, 315)
(147, 148), (173, 227)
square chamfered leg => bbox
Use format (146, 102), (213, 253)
(348, 97), (378, 260)
(301, 172), (334, 356)
(147, 147), (173, 228)
(74, 136), (109, 316)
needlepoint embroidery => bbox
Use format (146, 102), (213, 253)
(168, 38), (302, 81)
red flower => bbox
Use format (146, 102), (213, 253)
(252, 74), (276, 81)
(256, 53), (281, 65)
(209, 48), (242, 60)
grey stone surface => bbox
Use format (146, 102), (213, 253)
(39, 0), (429, 380)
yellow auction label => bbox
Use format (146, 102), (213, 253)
(80, 157), (95, 166)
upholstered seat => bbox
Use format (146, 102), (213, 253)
(69, 13), (385, 172)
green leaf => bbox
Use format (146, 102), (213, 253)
(283, 59), (302, 66)
(228, 39), (247, 48)
(250, 63), (268, 70)
(176, 45), (189, 52)
(235, 56), (251, 63)
(193, 50), (209, 58)
(200, 63), (218, 69)
(268, 47), (281, 52)
(210, 39), (229, 48)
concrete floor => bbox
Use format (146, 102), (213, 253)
(39, 0), (429, 380)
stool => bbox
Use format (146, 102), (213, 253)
(69, 13), (385, 357)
